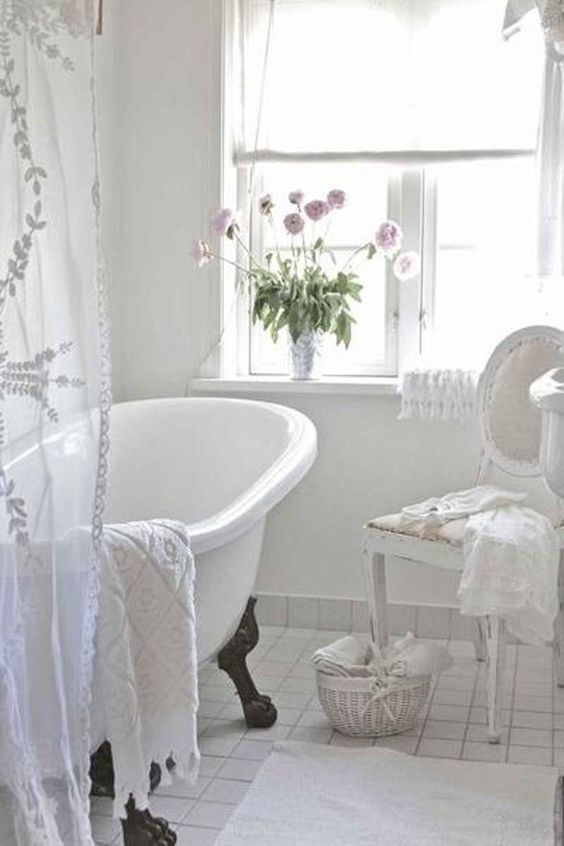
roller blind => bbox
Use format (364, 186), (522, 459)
(236, 0), (544, 162)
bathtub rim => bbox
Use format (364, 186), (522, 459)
(109, 397), (318, 555)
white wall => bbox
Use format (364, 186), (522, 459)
(98, 0), (483, 607)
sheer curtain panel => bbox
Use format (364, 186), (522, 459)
(0, 1), (110, 843)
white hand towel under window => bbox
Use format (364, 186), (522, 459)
(94, 519), (199, 815)
(398, 367), (481, 423)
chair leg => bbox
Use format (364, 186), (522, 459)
(472, 619), (487, 662)
(485, 616), (506, 744)
(362, 543), (389, 649)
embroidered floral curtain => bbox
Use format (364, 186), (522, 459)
(0, 1), (110, 842)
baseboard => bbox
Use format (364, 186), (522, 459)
(255, 593), (519, 643)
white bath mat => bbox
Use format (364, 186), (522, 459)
(216, 741), (560, 845)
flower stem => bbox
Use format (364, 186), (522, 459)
(342, 242), (371, 271)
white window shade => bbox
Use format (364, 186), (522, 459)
(236, 0), (544, 161)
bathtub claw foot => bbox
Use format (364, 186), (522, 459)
(243, 697), (278, 728)
(218, 596), (278, 729)
(122, 799), (177, 846)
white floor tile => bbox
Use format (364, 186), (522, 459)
(422, 720), (466, 741)
(155, 775), (211, 800)
(511, 710), (553, 730)
(462, 742), (508, 763)
(507, 745), (553, 766)
(148, 795), (194, 824)
(510, 727), (553, 748)
(185, 800), (235, 829)
(219, 757), (264, 781)
(417, 738), (463, 759)
(201, 778), (249, 805)
(175, 827), (219, 846)
(231, 739), (274, 760)
(465, 723), (508, 744)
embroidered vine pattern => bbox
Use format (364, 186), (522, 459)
(0, 17), (87, 546)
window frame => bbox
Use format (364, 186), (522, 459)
(218, 0), (539, 382)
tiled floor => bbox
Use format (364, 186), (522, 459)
(91, 625), (564, 844)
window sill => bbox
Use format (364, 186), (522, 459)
(188, 375), (399, 396)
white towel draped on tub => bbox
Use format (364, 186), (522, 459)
(96, 519), (200, 815)
(460, 506), (560, 645)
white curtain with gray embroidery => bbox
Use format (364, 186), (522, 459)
(0, 1), (109, 844)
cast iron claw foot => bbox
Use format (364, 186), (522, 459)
(122, 799), (177, 846)
(217, 596), (278, 729)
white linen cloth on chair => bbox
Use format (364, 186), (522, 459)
(399, 485), (527, 538)
(93, 519), (199, 815)
(395, 486), (559, 645)
(460, 506), (559, 645)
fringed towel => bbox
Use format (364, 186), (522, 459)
(96, 519), (199, 815)
(398, 367), (479, 423)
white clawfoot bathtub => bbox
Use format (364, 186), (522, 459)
(104, 397), (317, 664)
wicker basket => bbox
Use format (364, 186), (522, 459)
(316, 670), (431, 737)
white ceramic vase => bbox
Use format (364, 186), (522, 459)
(288, 330), (324, 380)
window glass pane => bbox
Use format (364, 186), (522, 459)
(247, 163), (394, 375)
(430, 158), (544, 366)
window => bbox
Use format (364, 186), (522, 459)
(224, 0), (544, 378)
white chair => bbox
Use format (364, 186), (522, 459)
(363, 325), (564, 743)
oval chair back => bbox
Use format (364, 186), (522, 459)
(476, 325), (564, 482)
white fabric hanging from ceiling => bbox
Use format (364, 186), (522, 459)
(505, 0), (564, 278)
(237, 0), (544, 161)
(0, 1), (110, 842)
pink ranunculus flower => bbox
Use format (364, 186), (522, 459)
(210, 208), (235, 237)
(393, 251), (420, 281)
(374, 220), (403, 257)
(259, 193), (274, 215)
(289, 190), (305, 207)
(304, 199), (330, 222)
(327, 189), (346, 209)
(283, 212), (305, 236)
(190, 239), (212, 268)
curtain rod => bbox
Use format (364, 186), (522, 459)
(234, 148), (536, 166)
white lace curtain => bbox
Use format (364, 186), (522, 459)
(0, 1), (110, 843)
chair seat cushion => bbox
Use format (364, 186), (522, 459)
(367, 513), (468, 546)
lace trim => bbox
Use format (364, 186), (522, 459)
(77, 23), (113, 817)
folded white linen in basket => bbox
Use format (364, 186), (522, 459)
(400, 485), (527, 538)
(368, 632), (453, 678)
(311, 634), (451, 679)
(96, 519), (199, 815)
(459, 506), (560, 645)
(310, 635), (370, 677)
